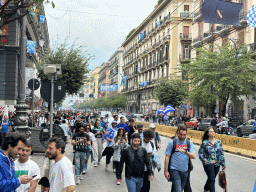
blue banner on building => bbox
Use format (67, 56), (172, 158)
(40, 15), (46, 23)
(140, 33), (144, 40)
(202, 0), (243, 26)
(100, 85), (118, 91)
(26, 40), (36, 53)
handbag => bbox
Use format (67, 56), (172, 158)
(218, 170), (227, 191)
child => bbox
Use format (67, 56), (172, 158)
(112, 127), (128, 185)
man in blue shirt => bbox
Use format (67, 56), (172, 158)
(0, 115), (12, 139)
(164, 125), (196, 192)
(117, 116), (129, 133)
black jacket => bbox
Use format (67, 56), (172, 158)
(116, 145), (153, 180)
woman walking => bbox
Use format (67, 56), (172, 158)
(113, 128), (128, 185)
(198, 127), (225, 192)
(92, 119), (104, 166)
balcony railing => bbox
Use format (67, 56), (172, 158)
(180, 33), (192, 42)
(193, 11), (203, 22)
(179, 53), (191, 61)
(180, 12), (191, 18)
(214, 25), (229, 36)
(203, 31), (214, 43)
(193, 35), (203, 47)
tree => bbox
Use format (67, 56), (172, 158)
(37, 39), (91, 95)
(180, 42), (256, 116)
(0, 0), (55, 29)
(107, 94), (127, 110)
(155, 77), (189, 108)
(126, 28), (136, 40)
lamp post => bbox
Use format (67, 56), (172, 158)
(14, 14), (30, 137)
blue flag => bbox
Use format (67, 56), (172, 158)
(40, 15), (46, 23)
(247, 6), (256, 27)
(140, 33), (144, 40)
(26, 40), (36, 53)
(157, 21), (161, 27)
(29, 11), (35, 15)
(202, 0), (243, 26)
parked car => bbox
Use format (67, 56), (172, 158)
(185, 118), (201, 130)
(98, 111), (112, 118)
(249, 133), (256, 139)
(197, 118), (213, 131)
(133, 114), (145, 122)
(235, 119), (255, 137)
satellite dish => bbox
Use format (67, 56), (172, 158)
(40, 80), (66, 103)
(28, 78), (40, 90)
(39, 124), (65, 148)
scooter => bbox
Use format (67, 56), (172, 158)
(217, 126), (232, 135)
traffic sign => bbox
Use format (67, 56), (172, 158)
(40, 80), (65, 103)
(28, 78), (40, 90)
(180, 105), (185, 110)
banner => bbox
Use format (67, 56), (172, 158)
(247, 6), (256, 27)
(140, 33), (144, 40)
(26, 40), (36, 53)
(202, 0), (243, 26)
(120, 76), (127, 86)
(100, 85), (117, 91)
(40, 15), (46, 23)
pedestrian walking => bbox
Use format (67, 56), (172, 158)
(116, 133), (153, 192)
(0, 115), (12, 141)
(102, 120), (118, 171)
(149, 123), (161, 150)
(46, 137), (76, 192)
(71, 125), (90, 185)
(198, 127), (226, 192)
(92, 119), (104, 165)
(164, 125), (196, 192)
(15, 141), (41, 192)
(136, 123), (144, 139)
(83, 124), (96, 173)
(140, 129), (155, 192)
(127, 119), (137, 145)
(117, 116), (130, 133)
(60, 120), (69, 144)
(113, 128), (128, 185)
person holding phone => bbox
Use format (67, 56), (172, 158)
(15, 142), (41, 192)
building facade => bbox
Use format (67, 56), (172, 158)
(108, 47), (124, 92)
(0, 5), (49, 111)
(90, 67), (101, 98)
(98, 62), (110, 96)
(192, 0), (256, 121)
(122, 0), (193, 114)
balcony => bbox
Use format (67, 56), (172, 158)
(180, 33), (192, 43)
(214, 25), (229, 36)
(239, 11), (247, 25)
(179, 53), (191, 62)
(202, 32), (214, 43)
(180, 12), (192, 18)
(192, 35), (202, 47)
(193, 11), (203, 22)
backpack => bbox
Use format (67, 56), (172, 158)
(168, 137), (193, 182)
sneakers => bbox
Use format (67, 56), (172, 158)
(113, 169), (116, 173)
(105, 164), (108, 170)
(76, 176), (80, 185)
(82, 170), (87, 175)
(116, 180), (121, 185)
(94, 163), (98, 167)
(79, 175), (83, 180)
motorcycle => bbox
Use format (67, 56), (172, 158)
(217, 126), (232, 135)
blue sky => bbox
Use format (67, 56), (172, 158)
(44, 0), (158, 71)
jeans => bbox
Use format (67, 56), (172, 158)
(203, 164), (220, 192)
(184, 170), (192, 192)
(83, 147), (91, 172)
(140, 171), (150, 192)
(125, 177), (144, 192)
(74, 151), (87, 176)
(113, 161), (119, 171)
(170, 169), (188, 192)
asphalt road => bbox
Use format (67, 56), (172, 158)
(64, 135), (256, 192)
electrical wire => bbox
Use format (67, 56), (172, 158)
(45, 9), (69, 19)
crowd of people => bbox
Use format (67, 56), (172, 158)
(0, 110), (226, 192)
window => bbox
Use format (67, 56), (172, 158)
(183, 26), (189, 37)
(238, 31), (245, 44)
(184, 5), (189, 11)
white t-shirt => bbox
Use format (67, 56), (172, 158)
(14, 159), (41, 192)
(60, 124), (69, 136)
(69, 120), (75, 127)
(88, 132), (96, 142)
(141, 140), (155, 171)
(49, 156), (75, 192)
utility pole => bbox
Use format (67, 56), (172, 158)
(15, 13), (30, 137)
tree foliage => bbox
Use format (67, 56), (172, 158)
(75, 94), (128, 110)
(0, 0), (55, 29)
(180, 42), (256, 115)
(155, 77), (189, 107)
(126, 28), (136, 40)
(37, 39), (91, 95)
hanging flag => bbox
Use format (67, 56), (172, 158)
(140, 33), (144, 40)
(40, 15), (46, 23)
(202, 0), (243, 26)
(247, 5), (256, 27)
(39, 40), (45, 47)
(29, 11), (35, 15)
(26, 40), (36, 53)
(157, 21), (161, 27)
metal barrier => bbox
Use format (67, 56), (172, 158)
(137, 122), (256, 158)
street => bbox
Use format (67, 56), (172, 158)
(64, 135), (256, 192)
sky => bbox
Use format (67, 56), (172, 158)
(44, 0), (158, 71)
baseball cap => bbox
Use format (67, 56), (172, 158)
(149, 123), (156, 128)
(112, 120), (118, 124)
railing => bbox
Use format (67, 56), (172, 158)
(180, 12), (191, 18)
(180, 33), (192, 39)
(193, 35), (203, 45)
(179, 53), (191, 61)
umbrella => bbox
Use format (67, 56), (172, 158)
(157, 108), (164, 114)
(162, 104), (176, 115)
